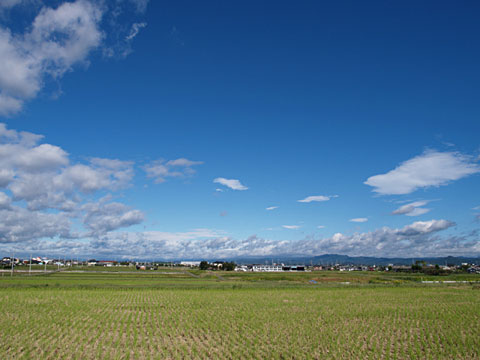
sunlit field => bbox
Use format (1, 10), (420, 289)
(1, 270), (479, 359)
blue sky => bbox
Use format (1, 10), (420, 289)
(0, 0), (479, 259)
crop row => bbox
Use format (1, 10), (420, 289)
(0, 286), (479, 359)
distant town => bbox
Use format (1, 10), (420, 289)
(1, 256), (479, 274)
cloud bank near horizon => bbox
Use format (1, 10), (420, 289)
(1, 216), (477, 259)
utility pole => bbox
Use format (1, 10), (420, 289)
(29, 254), (32, 275)
(11, 253), (14, 277)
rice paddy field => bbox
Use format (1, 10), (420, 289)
(1, 269), (479, 359)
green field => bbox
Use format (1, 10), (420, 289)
(1, 270), (479, 359)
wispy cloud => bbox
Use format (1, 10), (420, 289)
(282, 225), (301, 230)
(213, 177), (248, 191)
(298, 195), (337, 203)
(365, 150), (480, 195)
(392, 201), (431, 216)
(266, 206), (278, 211)
(129, 0), (150, 13)
(350, 218), (368, 223)
(317, 225), (326, 229)
(126, 22), (147, 41)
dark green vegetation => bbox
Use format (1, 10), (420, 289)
(1, 270), (479, 359)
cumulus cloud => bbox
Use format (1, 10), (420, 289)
(350, 218), (368, 223)
(0, 205), (73, 243)
(0, 94), (22, 114)
(144, 158), (203, 183)
(3, 219), (469, 259)
(5, 149), (134, 210)
(0, 0), (150, 116)
(285, 219), (460, 258)
(365, 150), (480, 195)
(0, 123), (142, 244)
(282, 225), (300, 230)
(392, 201), (430, 216)
(83, 200), (144, 236)
(0, 191), (11, 209)
(266, 206), (278, 211)
(213, 177), (248, 191)
(0, 0), (103, 116)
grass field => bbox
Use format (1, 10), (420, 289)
(1, 270), (479, 359)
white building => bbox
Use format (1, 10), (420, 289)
(252, 265), (283, 272)
(180, 261), (201, 267)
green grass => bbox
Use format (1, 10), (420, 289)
(0, 271), (479, 359)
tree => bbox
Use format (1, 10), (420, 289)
(223, 262), (236, 271)
(199, 261), (209, 270)
(411, 264), (422, 272)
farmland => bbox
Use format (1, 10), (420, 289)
(1, 270), (479, 359)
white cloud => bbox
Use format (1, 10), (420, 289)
(395, 219), (454, 236)
(350, 218), (368, 223)
(0, 205), (73, 243)
(213, 177), (248, 191)
(0, 94), (22, 116)
(282, 225), (300, 230)
(0, 123), (142, 243)
(0, 0), (103, 115)
(0, 169), (14, 187)
(317, 225), (326, 229)
(289, 219), (460, 258)
(126, 22), (147, 41)
(298, 195), (336, 203)
(83, 200), (144, 236)
(392, 201), (431, 216)
(266, 206), (278, 211)
(144, 158), (203, 183)
(6, 155), (133, 211)
(0, 0), (150, 115)
(3, 219), (470, 259)
(365, 150), (480, 195)
(473, 205), (480, 211)
(215, 188), (224, 192)
(0, 191), (11, 209)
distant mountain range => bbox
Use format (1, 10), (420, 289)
(227, 254), (480, 266)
